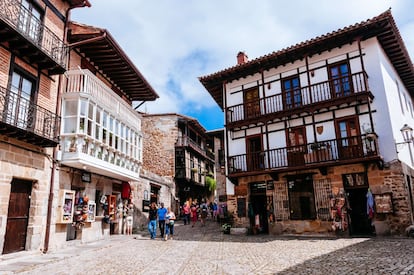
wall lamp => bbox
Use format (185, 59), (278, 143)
(396, 124), (414, 145)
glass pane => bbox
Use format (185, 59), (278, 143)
(64, 101), (77, 116)
(80, 100), (87, 116)
(88, 102), (94, 119)
(96, 108), (101, 124)
(63, 117), (76, 133)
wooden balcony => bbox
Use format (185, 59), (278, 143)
(0, 0), (68, 74)
(228, 134), (381, 176)
(175, 136), (214, 161)
(226, 72), (371, 129)
(0, 85), (60, 147)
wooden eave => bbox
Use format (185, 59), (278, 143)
(67, 22), (158, 102)
(199, 9), (414, 110)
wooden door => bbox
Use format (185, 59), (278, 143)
(246, 135), (264, 171)
(287, 126), (306, 166)
(3, 179), (32, 254)
(337, 117), (363, 159)
(244, 87), (260, 119)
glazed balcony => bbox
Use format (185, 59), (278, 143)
(0, 85), (60, 147)
(0, 0), (68, 74)
(60, 70), (143, 181)
(226, 72), (371, 129)
(228, 134), (380, 176)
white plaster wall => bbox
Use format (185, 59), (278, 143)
(363, 37), (414, 166)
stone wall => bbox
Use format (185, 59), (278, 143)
(141, 114), (177, 177)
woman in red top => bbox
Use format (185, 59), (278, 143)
(190, 203), (198, 227)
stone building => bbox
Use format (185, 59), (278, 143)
(51, 19), (159, 250)
(206, 129), (230, 213)
(200, 10), (414, 236)
(0, 0), (91, 254)
(141, 113), (216, 209)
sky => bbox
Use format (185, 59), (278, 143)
(71, 0), (414, 131)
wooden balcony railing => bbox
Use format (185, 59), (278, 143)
(228, 134), (379, 175)
(0, 0), (68, 71)
(0, 85), (60, 146)
(176, 136), (209, 158)
(226, 72), (369, 125)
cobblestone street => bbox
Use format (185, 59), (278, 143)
(1, 219), (414, 275)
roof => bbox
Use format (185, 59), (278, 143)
(67, 22), (159, 102)
(142, 112), (208, 135)
(199, 9), (414, 110)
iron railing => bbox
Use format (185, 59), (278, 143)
(0, 85), (60, 142)
(0, 0), (68, 68)
(228, 134), (378, 174)
(226, 72), (368, 124)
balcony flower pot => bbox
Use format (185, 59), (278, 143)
(366, 133), (377, 141)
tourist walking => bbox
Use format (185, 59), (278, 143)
(165, 207), (176, 241)
(183, 201), (190, 225)
(157, 202), (168, 238)
(200, 200), (208, 226)
(190, 202), (198, 227)
(212, 201), (218, 221)
(124, 203), (134, 235)
(148, 202), (157, 239)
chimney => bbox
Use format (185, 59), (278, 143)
(237, 51), (248, 65)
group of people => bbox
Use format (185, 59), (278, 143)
(181, 199), (218, 227)
(146, 199), (219, 240)
(148, 202), (176, 240)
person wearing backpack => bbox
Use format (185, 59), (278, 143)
(164, 207), (176, 241)
(200, 200), (208, 226)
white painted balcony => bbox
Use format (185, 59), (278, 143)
(59, 69), (143, 181)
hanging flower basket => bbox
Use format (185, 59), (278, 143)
(366, 133), (377, 141)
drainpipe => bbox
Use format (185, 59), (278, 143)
(43, 1), (90, 254)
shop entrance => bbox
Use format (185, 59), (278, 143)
(3, 179), (32, 254)
(249, 182), (268, 234)
(343, 173), (373, 236)
(346, 187), (372, 236)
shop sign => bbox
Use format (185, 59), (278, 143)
(142, 200), (150, 212)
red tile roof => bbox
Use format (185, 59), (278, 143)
(199, 9), (414, 109)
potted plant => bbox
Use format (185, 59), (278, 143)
(222, 223), (231, 234)
(205, 176), (216, 192)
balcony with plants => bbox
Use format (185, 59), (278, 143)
(226, 71), (370, 129)
(60, 69), (143, 181)
(228, 134), (380, 176)
(0, 0), (68, 74)
(0, 85), (59, 147)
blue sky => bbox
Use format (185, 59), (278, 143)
(71, 0), (414, 131)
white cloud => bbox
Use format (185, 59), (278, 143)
(71, 0), (414, 129)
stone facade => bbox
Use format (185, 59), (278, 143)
(0, 0), (75, 254)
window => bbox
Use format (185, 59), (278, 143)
(282, 76), (301, 109)
(19, 0), (42, 43)
(336, 117), (363, 159)
(329, 62), (351, 97)
(287, 175), (316, 220)
(8, 70), (35, 129)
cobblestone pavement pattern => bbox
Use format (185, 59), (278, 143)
(1, 219), (414, 275)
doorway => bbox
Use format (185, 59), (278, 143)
(3, 179), (32, 254)
(346, 187), (373, 236)
(249, 182), (268, 234)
